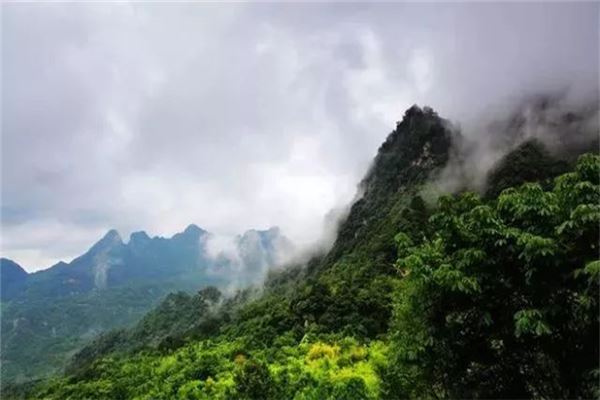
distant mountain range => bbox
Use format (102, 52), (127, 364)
(0, 224), (293, 382)
(1, 224), (293, 301)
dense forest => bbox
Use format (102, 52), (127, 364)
(3, 105), (598, 399)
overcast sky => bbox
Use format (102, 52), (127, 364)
(2, 2), (598, 272)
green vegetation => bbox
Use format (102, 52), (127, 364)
(23, 153), (597, 400)
(0, 226), (288, 383)
(34, 336), (389, 399)
(1, 279), (202, 382)
(388, 153), (599, 398)
(4, 107), (598, 399)
(484, 139), (569, 198)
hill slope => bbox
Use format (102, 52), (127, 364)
(0, 226), (291, 383)
(20, 105), (457, 396)
(0, 259), (28, 300)
(7, 105), (599, 399)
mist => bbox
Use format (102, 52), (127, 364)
(2, 2), (597, 271)
(430, 90), (599, 196)
(202, 227), (296, 293)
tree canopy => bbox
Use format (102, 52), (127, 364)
(388, 153), (599, 399)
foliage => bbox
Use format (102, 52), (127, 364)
(28, 337), (388, 400)
(388, 153), (600, 398)
(0, 282), (186, 383)
(484, 139), (570, 198)
(297, 105), (451, 338)
(1, 225), (287, 384)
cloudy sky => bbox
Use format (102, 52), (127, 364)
(2, 2), (598, 271)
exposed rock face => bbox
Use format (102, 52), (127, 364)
(87, 230), (124, 289)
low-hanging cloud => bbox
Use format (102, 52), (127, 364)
(1, 2), (598, 271)
(430, 90), (600, 196)
(201, 227), (296, 293)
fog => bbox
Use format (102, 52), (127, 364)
(1, 2), (597, 271)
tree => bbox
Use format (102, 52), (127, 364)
(389, 154), (600, 399)
(232, 359), (276, 400)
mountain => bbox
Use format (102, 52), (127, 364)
(4, 225), (209, 300)
(2, 224), (294, 301)
(0, 258), (28, 300)
(223, 227), (295, 284)
(30, 105), (458, 392)
(6, 104), (599, 399)
(484, 139), (569, 198)
(295, 105), (455, 337)
(0, 225), (291, 383)
(54, 104), (456, 377)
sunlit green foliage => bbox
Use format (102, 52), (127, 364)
(31, 337), (388, 400)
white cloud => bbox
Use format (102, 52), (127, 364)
(1, 2), (597, 271)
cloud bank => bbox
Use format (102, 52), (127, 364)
(1, 2), (598, 271)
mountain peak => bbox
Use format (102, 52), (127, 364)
(265, 226), (281, 235)
(129, 231), (150, 244)
(484, 139), (570, 198)
(404, 104), (424, 118)
(260, 226), (283, 240)
(0, 258), (27, 275)
(397, 104), (438, 126)
(171, 224), (207, 242)
(103, 229), (121, 241)
(88, 229), (123, 253)
(239, 226), (282, 242)
(1, 258), (28, 300)
(184, 224), (204, 235)
(363, 105), (455, 197)
(329, 106), (456, 261)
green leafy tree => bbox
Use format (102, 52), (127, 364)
(388, 153), (600, 399)
(231, 359), (276, 400)
(388, 155), (600, 398)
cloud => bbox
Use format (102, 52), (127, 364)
(1, 2), (598, 271)
(202, 227), (295, 293)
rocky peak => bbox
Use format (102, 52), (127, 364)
(129, 231), (151, 246)
(102, 229), (122, 242)
(183, 224), (205, 236)
(326, 106), (457, 262)
(87, 229), (123, 255)
(362, 105), (455, 197)
(172, 224), (207, 242)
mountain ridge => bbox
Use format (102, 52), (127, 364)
(0, 224), (292, 383)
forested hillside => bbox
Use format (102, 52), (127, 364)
(5, 105), (598, 399)
(0, 226), (290, 384)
